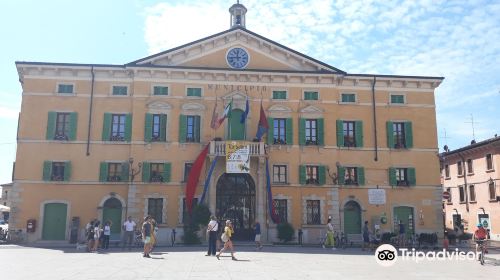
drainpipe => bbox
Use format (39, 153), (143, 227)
(86, 66), (95, 156)
(458, 153), (469, 213)
(371, 76), (378, 161)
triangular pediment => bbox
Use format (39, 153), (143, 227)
(268, 104), (292, 113)
(300, 105), (323, 113)
(129, 27), (344, 74)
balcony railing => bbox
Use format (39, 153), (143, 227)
(209, 141), (265, 156)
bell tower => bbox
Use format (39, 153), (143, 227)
(229, 1), (247, 28)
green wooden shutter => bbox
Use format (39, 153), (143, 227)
(163, 163), (171, 182)
(142, 162), (150, 182)
(68, 112), (78, 140)
(319, 165), (326, 185)
(102, 113), (112, 141)
(355, 121), (363, 147)
(318, 118), (324, 146)
(121, 163), (129, 182)
(338, 167), (345, 184)
(179, 115), (187, 143)
(46, 112), (57, 140)
(408, 168), (416, 186)
(267, 118), (274, 144)
(125, 114), (133, 142)
(43, 161), (52, 181)
(160, 114), (167, 142)
(299, 118), (306, 146)
(285, 118), (293, 145)
(405, 122), (413, 148)
(144, 113), (153, 142)
(63, 161), (71, 182)
(386, 121), (394, 148)
(357, 167), (365, 186)
(299, 165), (306, 184)
(194, 115), (201, 142)
(99, 162), (108, 182)
(336, 120), (344, 147)
(388, 168), (396, 186)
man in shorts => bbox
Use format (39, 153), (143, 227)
(142, 216), (152, 258)
(254, 221), (263, 250)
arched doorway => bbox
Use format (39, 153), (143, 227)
(343, 201), (362, 234)
(216, 173), (255, 240)
(228, 109), (245, 140)
(102, 198), (122, 240)
(42, 203), (67, 240)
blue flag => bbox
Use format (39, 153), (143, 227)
(240, 98), (249, 123)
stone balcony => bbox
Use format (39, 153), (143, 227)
(209, 141), (266, 157)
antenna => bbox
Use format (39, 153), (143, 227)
(464, 114), (479, 141)
(440, 128), (451, 146)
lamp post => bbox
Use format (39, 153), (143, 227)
(125, 157), (142, 220)
(128, 157), (142, 182)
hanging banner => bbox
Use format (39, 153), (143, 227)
(226, 141), (250, 173)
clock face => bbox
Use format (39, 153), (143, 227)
(226, 47), (249, 69)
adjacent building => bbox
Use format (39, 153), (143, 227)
(440, 136), (500, 241)
(10, 2), (444, 244)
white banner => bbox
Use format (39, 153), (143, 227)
(226, 142), (250, 173)
(368, 189), (386, 205)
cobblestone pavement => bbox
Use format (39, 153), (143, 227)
(1, 245), (499, 280)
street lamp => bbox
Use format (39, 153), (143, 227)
(478, 207), (486, 214)
(452, 208), (458, 214)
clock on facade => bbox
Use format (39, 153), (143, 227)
(226, 47), (249, 69)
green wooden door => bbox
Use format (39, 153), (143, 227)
(394, 206), (414, 235)
(343, 201), (361, 234)
(42, 203), (67, 240)
(103, 198), (123, 240)
(229, 109), (245, 140)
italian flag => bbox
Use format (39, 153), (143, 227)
(216, 100), (232, 126)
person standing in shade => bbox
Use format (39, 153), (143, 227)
(102, 220), (111, 250)
(142, 216), (153, 258)
(398, 220), (406, 247)
(216, 220), (237, 261)
(362, 221), (370, 251)
(254, 221), (263, 250)
(122, 216), (136, 251)
(206, 216), (218, 256)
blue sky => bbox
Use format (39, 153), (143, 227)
(0, 0), (499, 185)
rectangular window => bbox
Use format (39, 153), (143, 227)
(305, 119), (318, 145)
(393, 122), (406, 148)
(273, 165), (287, 184)
(186, 87), (202, 97)
(150, 163), (164, 182)
(153, 86), (168, 96)
(152, 114), (162, 141)
(489, 182), (496, 200)
(272, 90), (287, 100)
(459, 186), (465, 203)
(51, 162), (66, 181)
(304, 91), (318, 100)
(390, 94), (405, 104)
(444, 165), (450, 178)
(341, 93), (356, 103)
(184, 163), (193, 182)
(273, 119), (287, 144)
(57, 84), (74, 94)
(186, 116), (199, 142)
(112, 86), (128, 96)
(148, 198), (163, 224)
(467, 159), (473, 174)
(486, 154), (493, 170)
(107, 163), (123, 182)
(111, 114), (126, 141)
(306, 200), (321, 225)
(273, 199), (288, 223)
(343, 121), (355, 147)
(469, 185), (476, 202)
(396, 168), (408, 186)
(344, 167), (358, 185)
(457, 161), (463, 176)
(54, 112), (70, 140)
(306, 166), (319, 184)
(446, 187), (452, 203)
(182, 197), (199, 223)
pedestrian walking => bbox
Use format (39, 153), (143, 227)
(142, 216), (153, 258)
(362, 221), (370, 251)
(86, 220), (95, 252)
(254, 220), (263, 250)
(122, 216), (136, 251)
(150, 218), (157, 252)
(216, 220), (237, 261)
(206, 216), (218, 256)
(92, 220), (101, 252)
(323, 217), (335, 250)
(102, 220), (111, 250)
